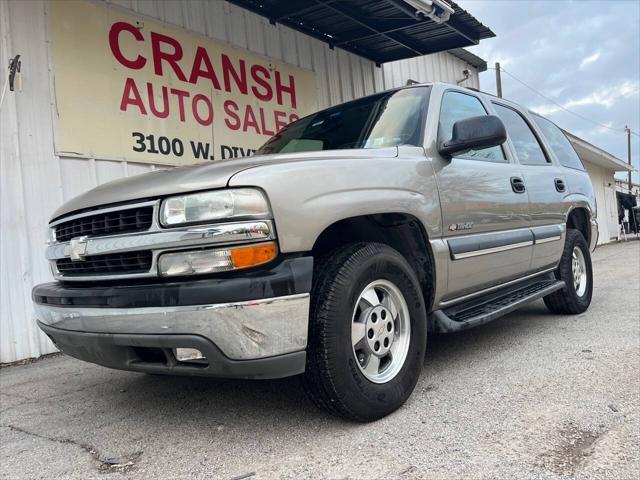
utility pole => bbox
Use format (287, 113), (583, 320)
(625, 126), (632, 192)
(495, 62), (502, 98)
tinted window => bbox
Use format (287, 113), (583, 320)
(256, 87), (429, 155)
(439, 92), (505, 162)
(532, 114), (585, 170)
(493, 104), (549, 165)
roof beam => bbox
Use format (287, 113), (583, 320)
(333, 20), (418, 47)
(313, 0), (425, 56)
(442, 16), (480, 45)
(272, 1), (337, 22)
(385, 0), (480, 45)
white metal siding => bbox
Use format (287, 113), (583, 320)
(382, 53), (480, 90)
(0, 0), (480, 362)
(582, 161), (620, 245)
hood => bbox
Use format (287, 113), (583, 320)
(50, 147), (399, 221)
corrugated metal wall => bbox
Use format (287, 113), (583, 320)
(582, 162), (619, 245)
(0, 0), (480, 362)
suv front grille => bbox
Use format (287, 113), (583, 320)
(56, 251), (153, 276)
(55, 206), (154, 242)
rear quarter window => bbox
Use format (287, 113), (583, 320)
(532, 114), (585, 171)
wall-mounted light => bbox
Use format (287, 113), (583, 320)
(456, 69), (471, 85)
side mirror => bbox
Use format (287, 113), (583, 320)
(438, 115), (507, 158)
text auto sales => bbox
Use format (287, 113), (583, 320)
(109, 22), (301, 158)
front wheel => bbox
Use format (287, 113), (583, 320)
(302, 242), (427, 422)
(543, 229), (593, 314)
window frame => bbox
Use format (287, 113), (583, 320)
(529, 112), (586, 172)
(437, 89), (509, 164)
(255, 85), (432, 156)
(490, 101), (553, 167)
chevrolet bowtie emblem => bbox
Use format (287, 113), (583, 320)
(66, 236), (88, 261)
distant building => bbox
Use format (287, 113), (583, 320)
(564, 132), (634, 244)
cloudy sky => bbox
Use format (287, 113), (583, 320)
(458, 0), (640, 185)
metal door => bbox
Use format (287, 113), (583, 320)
(492, 103), (566, 272)
(432, 90), (532, 302)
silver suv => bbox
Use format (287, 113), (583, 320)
(33, 83), (597, 421)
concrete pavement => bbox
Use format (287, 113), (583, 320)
(1, 240), (639, 479)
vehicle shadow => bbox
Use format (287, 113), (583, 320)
(110, 301), (557, 427)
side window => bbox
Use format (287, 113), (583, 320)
(439, 92), (506, 162)
(532, 114), (585, 170)
(493, 104), (549, 165)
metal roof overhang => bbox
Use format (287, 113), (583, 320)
(226, 0), (494, 65)
(564, 131), (632, 172)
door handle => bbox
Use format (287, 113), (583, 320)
(554, 178), (566, 192)
(510, 177), (526, 193)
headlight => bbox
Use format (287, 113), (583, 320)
(160, 188), (270, 227)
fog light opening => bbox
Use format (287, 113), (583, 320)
(173, 348), (207, 364)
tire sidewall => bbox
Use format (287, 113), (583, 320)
(560, 230), (593, 308)
(319, 244), (427, 419)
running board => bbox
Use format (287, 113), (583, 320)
(430, 276), (565, 333)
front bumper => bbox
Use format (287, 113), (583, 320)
(33, 257), (312, 379)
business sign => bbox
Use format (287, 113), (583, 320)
(49, 0), (317, 165)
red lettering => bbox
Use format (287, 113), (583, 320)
(275, 71), (296, 108)
(120, 78), (147, 115)
(170, 88), (190, 122)
(250, 64), (272, 101)
(221, 54), (247, 95)
(147, 83), (169, 118)
(224, 100), (241, 130)
(289, 113), (299, 123)
(188, 47), (221, 89)
(151, 32), (187, 81)
(274, 110), (288, 132)
(242, 105), (260, 134)
(259, 108), (274, 136)
(109, 22), (146, 70)
(192, 94), (214, 126)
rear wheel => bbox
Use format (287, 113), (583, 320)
(302, 242), (427, 422)
(543, 229), (593, 314)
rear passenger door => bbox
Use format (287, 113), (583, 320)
(433, 90), (532, 301)
(491, 102), (565, 272)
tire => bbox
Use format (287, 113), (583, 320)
(543, 229), (593, 314)
(302, 242), (427, 422)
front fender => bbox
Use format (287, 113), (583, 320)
(228, 153), (441, 253)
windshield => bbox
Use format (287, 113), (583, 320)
(255, 87), (430, 155)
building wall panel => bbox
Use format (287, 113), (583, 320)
(0, 0), (481, 362)
(583, 161), (620, 244)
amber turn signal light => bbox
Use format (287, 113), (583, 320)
(230, 242), (278, 269)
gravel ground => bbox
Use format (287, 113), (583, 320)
(1, 240), (639, 480)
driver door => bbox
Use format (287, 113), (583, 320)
(432, 90), (532, 302)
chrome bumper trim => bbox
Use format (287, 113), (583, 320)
(34, 294), (309, 361)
